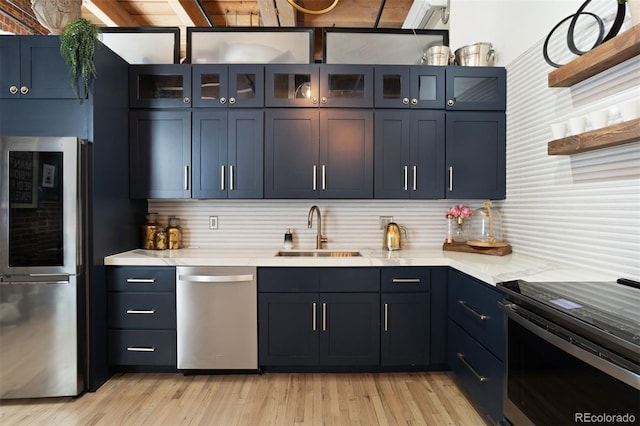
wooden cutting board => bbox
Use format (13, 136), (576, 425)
(442, 242), (512, 256)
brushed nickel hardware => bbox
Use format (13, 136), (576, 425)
(229, 97), (236, 104)
(184, 166), (190, 190)
(20, 86), (28, 95)
(458, 300), (488, 320)
(384, 303), (389, 332)
(392, 278), (421, 283)
(411, 98), (418, 105)
(312, 302), (317, 331)
(230, 165), (234, 190)
(321, 165), (326, 190)
(402, 98), (410, 105)
(413, 166), (417, 191)
(448, 99), (455, 106)
(220, 97), (227, 104)
(9, 85), (18, 94)
(448, 166), (453, 191)
(221, 165), (225, 190)
(312, 165), (317, 190)
(183, 97), (190, 104)
(322, 302), (327, 331)
(457, 353), (487, 382)
(126, 278), (155, 283)
(403, 166), (408, 191)
(127, 347), (156, 352)
(126, 309), (156, 314)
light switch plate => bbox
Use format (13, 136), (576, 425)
(379, 216), (393, 229)
(209, 216), (218, 230)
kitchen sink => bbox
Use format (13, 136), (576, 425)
(276, 250), (361, 257)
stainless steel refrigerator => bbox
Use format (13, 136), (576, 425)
(0, 136), (85, 398)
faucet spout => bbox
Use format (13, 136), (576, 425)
(307, 205), (328, 250)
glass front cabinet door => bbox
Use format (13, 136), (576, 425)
(129, 65), (192, 108)
(445, 67), (506, 111)
(192, 65), (264, 108)
(374, 66), (444, 109)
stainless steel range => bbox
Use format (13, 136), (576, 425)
(497, 278), (640, 426)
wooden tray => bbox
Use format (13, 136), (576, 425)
(442, 242), (512, 256)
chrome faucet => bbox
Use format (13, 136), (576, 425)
(307, 205), (328, 250)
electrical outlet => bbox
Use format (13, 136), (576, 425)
(379, 216), (393, 229)
(209, 216), (218, 230)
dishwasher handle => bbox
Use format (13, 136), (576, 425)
(178, 274), (254, 283)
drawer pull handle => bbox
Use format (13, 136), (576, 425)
(126, 309), (156, 315)
(392, 278), (421, 283)
(127, 347), (156, 352)
(312, 302), (317, 331)
(384, 303), (389, 332)
(457, 353), (486, 382)
(126, 278), (155, 283)
(322, 303), (327, 331)
(458, 300), (488, 320)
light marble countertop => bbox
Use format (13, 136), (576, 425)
(104, 247), (616, 286)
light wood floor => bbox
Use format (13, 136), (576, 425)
(0, 371), (487, 425)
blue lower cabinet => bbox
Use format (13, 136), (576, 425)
(381, 292), (430, 366)
(448, 320), (503, 424)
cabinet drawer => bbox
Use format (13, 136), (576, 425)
(319, 268), (379, 292)
(381, 267), (430, 292)
(259, 268), (320, 292)
(109, 330), (176, 366)
(448, 270), (503, 360)
(108, 267), (175, 292)
(448, 320), (503, 424)
(108, 293), (176, 329)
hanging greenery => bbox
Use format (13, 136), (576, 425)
(59, 18), (99, 101)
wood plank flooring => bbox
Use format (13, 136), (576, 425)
(0, 371), (487, 425)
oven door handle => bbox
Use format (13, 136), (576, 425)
(499, 301), (640, 390)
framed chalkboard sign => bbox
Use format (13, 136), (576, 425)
(9, 151), (38, 208)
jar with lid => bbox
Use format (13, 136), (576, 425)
(154, 226), (168, 250)
(167, 216), (183, 249)
(468, 200), (506, 247)
(141, 213), (159, 249)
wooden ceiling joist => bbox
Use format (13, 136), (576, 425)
(275, 0), (296, 27)
(168, 0), (211, 27)
(256, 0), (279, 26)
(83, 0), (139, 27)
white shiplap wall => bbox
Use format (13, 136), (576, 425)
(149, 1), (640, 279)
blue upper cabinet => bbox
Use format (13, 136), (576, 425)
(0, 36), (77, 99)
(374, 65), (445, 109)
(191, 64), (264, 108)
(129, 64), (192, 108)
(265, 64), (373, 108)
(445, 67), (506, 111)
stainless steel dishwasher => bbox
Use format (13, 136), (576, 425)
(176, 266), (257, 370)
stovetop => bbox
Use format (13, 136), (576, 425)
(498, 279), (640, 350)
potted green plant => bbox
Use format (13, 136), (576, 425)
(59, 18), (99, 101)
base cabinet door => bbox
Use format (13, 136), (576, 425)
(319, 293), (380, 366)
(258, 292), (319, 366)
(381, 293), (430, 366)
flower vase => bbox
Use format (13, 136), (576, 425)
(453, 217), (468, 243)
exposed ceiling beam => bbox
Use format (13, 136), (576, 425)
(256, 0), (279, 26)
(83, 0), (139, 27)
(275, 0), (296, 26)
(168, 0), (211, 27)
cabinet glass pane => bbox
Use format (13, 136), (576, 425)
(236, 72), (258, 101)
(327, 73), (365, 100)
(382, 74), (402, 100)
(271, 73), (312, 99)
(453, 77), (498, 103)
(418, 75), (437, 101)
(138, 74), (184, 99)
(199, 73), (221, 101)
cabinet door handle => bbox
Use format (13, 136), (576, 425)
(229, 165), (234, 191)
(457, 353), (487, 382)
(458, 300), (488, 320)
(221, 165), (226, 190)
(322, 303), (327, 331)
(127, 347), (156, 352)
(312, 165), (317, 191)
(126, 309), (156, 314)
(392, 278), (421, 283)
(321, 165), (326, 190)
(384, 303), (389, 332)
(403, 166), (408, 191)
(411, 98), (418, 105)
(184, 166), (190, 191)
(126, 278), (155, 283)
(20, 86), (29, 95)
(402, 97), (410, 105)
(312, 302), (317, 331)
(9, 85), (18, 94)
(412, 166), (417, 191)
(229, 97), (236, 105)
(448, 166), (453, 192)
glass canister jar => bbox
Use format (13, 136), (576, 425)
(166, 216), (182, 249)
(154, 226), (168, 250)
(468, 200), (505, 247)
(141, 213), (159, 249)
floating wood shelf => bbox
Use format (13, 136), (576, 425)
(548, 118), (640, 155)
(548, 24), (640, 87)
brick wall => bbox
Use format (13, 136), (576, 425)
(0, 0), (47, 34)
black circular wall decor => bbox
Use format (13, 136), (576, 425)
(543, 0), (627, 68)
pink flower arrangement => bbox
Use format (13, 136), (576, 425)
(447, 205), (473, 219)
